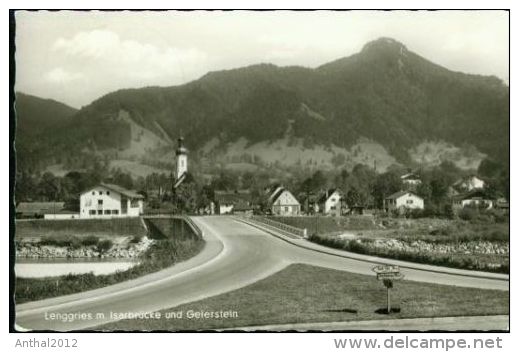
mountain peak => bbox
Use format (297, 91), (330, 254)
(361, 37), (408, 54)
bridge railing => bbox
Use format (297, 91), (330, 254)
(245, 215), (307, 239)
(142, 215), (204, 240)
(182, 216), (204, 239)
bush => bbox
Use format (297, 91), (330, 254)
(97, 239), (113, 253)
(81, 235), (100, 246)
(458, 207), (478, 221)
(130, 234), (144, 244)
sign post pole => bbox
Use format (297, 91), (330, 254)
(373, 265), (404, 315)
(387, 285), (391, 314)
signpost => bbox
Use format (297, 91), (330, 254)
(372, 265), (404, 314)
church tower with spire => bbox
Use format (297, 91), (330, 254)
(175, 136), (188, 180)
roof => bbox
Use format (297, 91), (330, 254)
(317, 188), (340, 203)
(452, 189), (490, 201)
(269, 186), (286, 203)
(268, 187), (300, 205)
(214, 191), (251, 204)
(173, 173), (187, 189)
(385, 190), (422, 200)
(401, 173), (420, 180)
(83, 183), (144, 199)
(233, 203), (254, 211)
(16, 202), (65, 214)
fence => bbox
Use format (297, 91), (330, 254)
(246, 215), (307, 238)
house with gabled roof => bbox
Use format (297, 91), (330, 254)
(214, 190), (252, 215)
(384, 190), (424, 213)
(452, 175), (485, 192)
(317, 188), (342, 216)
(80, 183), (144, 218)
(451, 189), (493, 211)
(267, 185), (300, 216)
(401, 172), (422, 189)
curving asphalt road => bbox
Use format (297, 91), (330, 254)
(15, 216), (509, 331)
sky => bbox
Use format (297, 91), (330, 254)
(14, 10), (509, 109)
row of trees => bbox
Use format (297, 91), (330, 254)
(15, 154), (509, 216)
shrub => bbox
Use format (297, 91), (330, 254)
(81, 235), (99, 246)
(458, 207), (478, 221)
(130, 234), (144, 244)
(97, 239), (113, 253)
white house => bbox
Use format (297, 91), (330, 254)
(452, 189), (493, 210)
(214, 190), (252, 215)
(80, 183), (144, 218)
(401, 172), (422, 188)
(317, 188), (342, 216)
(384, 191), (424, 213)
(453, 175), (485, 192)
(268, 186), (300, 216)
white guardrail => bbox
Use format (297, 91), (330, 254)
(246, 215), (308, 238)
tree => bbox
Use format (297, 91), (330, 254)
(38, 172), (60, 201)
(346, 188), (362, 207)
(372, 171), (402, 209)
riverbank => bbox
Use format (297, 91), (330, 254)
(15, 236), (205, 303)
(16, 235), (154, 259)
(15, 217), (205, 303)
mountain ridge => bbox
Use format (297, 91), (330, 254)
(15, 37), (509, 175)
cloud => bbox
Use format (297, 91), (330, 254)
(44, 67), (84, 83)
(52, 29), (209, 82)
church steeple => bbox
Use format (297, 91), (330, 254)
(175, 137), (188, 179)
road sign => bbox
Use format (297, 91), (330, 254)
(376, 272), (404, 281)
(372, 264), (405, 314)
(372, 264), (400, 275)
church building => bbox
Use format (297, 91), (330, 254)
(173, 137), (189, 189)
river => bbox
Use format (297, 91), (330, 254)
(15, 258), (139, 278)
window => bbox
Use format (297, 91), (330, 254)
(89, 210), (96, 215)
(98, 199), (103, 205)
(92, 191), (95, 195)
(112, 210), (119, 215)
(97, 210), (103, 215)
(284, 206), (289, 212)
(331, 206), (336, 210)
(104, 210), (111, 215)
(107, 191), (110, 195)
(406, 199), (414, 204)
(131, 199), (140, 208)
(100, 191), (103, 195)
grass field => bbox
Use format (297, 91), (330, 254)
(16, 218), (147, 239)
(100, 264), (509, 331)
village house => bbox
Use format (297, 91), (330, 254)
(16, 202), (78, 220)
(401, 172), (422, 189)
(384, 190), (424, 213)
(268, 185), (301, 216)
(451, 189), (493, 211)
(214, 190), (253, 215)
(317, 188), (342, 216)
(494, 197), (510, 214)
(452, 175), (485, 192)
(80, 183), (144, 218)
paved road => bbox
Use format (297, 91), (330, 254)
(15, 216), (508, 331)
